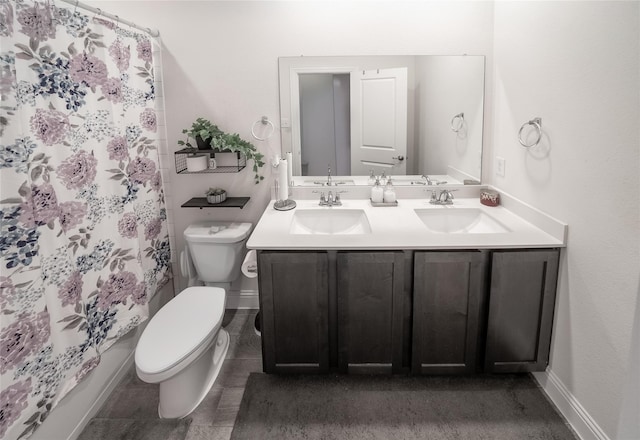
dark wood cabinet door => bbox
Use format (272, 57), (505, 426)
(258, 251), (330, 373)
(485, 249), (560, 373)
(412, 251), (488, 375)
(337, 252), (406, 374)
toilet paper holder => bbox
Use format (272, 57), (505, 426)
(273, 180), (296, 211)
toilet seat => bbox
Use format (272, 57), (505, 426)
(135, 286), (225, 382)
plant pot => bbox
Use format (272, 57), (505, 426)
(195, 135), (212, 150)
(206, 191), (227, 204)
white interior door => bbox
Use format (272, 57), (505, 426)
(350, 67), (408, 175)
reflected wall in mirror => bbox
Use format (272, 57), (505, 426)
(279, 55), (485, 185)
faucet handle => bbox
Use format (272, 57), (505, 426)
(440, 189), (457, 202)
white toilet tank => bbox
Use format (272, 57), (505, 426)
(184, 222), (252, 283)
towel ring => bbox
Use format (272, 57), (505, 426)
(518, 118), (542, 148)
(450, 113), (464, 133)
(251, 116), (275, 141)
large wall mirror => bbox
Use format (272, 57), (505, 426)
(278, 55), (485, 185)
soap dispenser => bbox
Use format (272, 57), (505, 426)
(371, 178), (384, 203)
(368, 169), (376, 185)
(383, 177), (396, 203)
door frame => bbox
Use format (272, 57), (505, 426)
(289, 66), (357, 176)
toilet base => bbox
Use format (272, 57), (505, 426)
(157, 328), (230, 419)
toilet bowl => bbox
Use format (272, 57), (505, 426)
(135, 286), (228, 418)
(135, 221), (252, 418)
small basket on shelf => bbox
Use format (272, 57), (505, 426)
(206, 187), (227, 204)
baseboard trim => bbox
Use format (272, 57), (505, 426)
(226, 290), (259, 309)
(533, 370), (610, 440)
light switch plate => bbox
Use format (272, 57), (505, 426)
(496, 156), (506, 177)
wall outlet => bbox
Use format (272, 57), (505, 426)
(496, 156), (506, 177)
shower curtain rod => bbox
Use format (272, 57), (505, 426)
(58, 0), (160, 37)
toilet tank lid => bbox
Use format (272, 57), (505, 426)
(184, 222), (252, 244)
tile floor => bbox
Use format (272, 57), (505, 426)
(77, 309), (262, 440)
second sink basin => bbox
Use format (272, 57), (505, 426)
(290, 209), (372, 235)
(414, 208), (510, 234)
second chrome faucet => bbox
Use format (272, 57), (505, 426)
(429, 189), (456, 205)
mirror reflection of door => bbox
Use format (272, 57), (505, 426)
(298, 68), (408, 177)
(350, 67), (408, 175)
(299, 73), (350, 176)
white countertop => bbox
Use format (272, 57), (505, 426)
(246, 196), (567, 250)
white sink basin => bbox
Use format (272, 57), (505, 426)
(290, 209), (372, 235)
(414, 208), (510, 234)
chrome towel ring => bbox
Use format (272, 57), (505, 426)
(450, 112), (465, 132)
(518, 117), (542, 148)
(251, 116), (275, 141)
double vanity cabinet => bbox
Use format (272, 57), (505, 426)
(257, 248), (559, 375)
(247, 195), (567, 377)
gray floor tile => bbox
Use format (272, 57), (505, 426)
(222, 310), (256, 336)
(81, 309), (260, 440)
(226, 332), (262, 359)
(216, 359), (263, 388)
(117, 367), (150, 387)
(211, 387), (245, 427)
(185, 425), (233, 440)
(188, 385), (224, 425)
(96, 385), (160, 419)
(78, 418), (191, 440)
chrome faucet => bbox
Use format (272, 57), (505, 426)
(327, 191), (334, 205)
(318, 190), (343, 206)
(422, 174), (433, 185)
(429, 189), (456, 205)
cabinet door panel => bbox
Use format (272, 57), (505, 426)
(485, 250), (559, 373)
(337, 252), (405, 374)
(413, 252), (487, 374)
(258, 251), (329, 373)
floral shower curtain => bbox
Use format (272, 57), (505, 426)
(0, 1), (171, 438)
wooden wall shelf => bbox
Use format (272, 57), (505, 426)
(181, 197), (250, 209)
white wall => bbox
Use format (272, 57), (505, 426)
(82, 1), (640, 439)
(491, 2), (640, 439)
(416, 55), (484, 180)
(90, 0), (495, 297)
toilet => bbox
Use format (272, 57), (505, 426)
(135, 221), (252, 418)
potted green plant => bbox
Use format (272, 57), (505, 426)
(179, 118), (265, 184)
(178, 118), (222, 150)
(206, 187), (227, 204)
